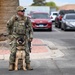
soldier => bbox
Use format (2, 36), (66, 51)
(7, 6), (33, 71)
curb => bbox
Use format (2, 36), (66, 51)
(0, 39), (65, 60)
(43, 40), (64, 58)
(0, 38), (49, 60)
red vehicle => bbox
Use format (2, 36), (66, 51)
(30, 12), (52, 31)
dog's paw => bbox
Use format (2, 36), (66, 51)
(15, 68), (18, 71)
(23, 68), (27, 71)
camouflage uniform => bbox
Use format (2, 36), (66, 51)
(26, 17), (33, 53)
(7, 6), (33, 70)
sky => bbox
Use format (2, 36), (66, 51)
(19, 0), (75, 6)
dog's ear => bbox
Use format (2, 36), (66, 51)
(17, 40), (19, 44)
(19, 41), (23, 44)
(21, 38), (24, 43)
(22, 41), (25, 45)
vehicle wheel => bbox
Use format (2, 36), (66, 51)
(48, 28), (52, 31)
(33, 28), (35, 31)
(55, 22), (57, 27)
(61, 25), (63, 30)
(59, 25), (61, 28)
(61, 27), (63, 30)
(64, 26), (66, 31)
(57, 25), (59, 28)
(57, 24), (61, 28)
(55, 24), (57, 27)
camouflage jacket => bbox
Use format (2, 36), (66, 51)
(7, 15), (33, 40)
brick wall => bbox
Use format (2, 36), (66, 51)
(0, 0), (19, 33)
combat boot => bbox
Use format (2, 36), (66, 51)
(26, 63), (33, 70)
(9, 63), (14, 71)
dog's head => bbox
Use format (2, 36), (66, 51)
(17, 37), (25, 45)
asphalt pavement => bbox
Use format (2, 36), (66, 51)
(0, 30), (75, 75)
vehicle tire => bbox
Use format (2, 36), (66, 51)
(33, 28), (35, 31)
(55, 24), (57, 27)
(48, 27), (52, 31)
(55, 21), (57, 27)
(58, 23), (61, 28)
(57, 24), (59, 28)
(61, 24), (63, 30)
(61, 27), (63, 30)
(64, 26), (66, 31)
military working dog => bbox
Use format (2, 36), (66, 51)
(15, 37), (26, 71)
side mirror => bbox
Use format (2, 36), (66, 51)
(28, 16), (31, 19)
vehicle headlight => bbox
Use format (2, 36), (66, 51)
(65, 21), (72, 27)
(48, 20), (52, 22)
(66, 21), (70, 25)
(31, 20), (35, 22)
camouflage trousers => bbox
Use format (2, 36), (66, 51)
(9, 37), (30, 64)
(28, 41), (31, 52)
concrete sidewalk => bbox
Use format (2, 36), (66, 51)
(0, 38), (64, 60)
(0, 38), (52, 60)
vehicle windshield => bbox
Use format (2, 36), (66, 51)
(31, 13), (50, 19)
(53, 13), (58, 15)
(66, 15), (75, 19)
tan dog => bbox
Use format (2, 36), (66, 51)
(14, 37), (26, 71)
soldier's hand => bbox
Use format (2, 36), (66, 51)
(8, 35), (14, 41)
(29, 38), (33, 42)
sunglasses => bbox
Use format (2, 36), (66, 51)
(19, 10), (25, 12)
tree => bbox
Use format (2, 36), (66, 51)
(45, 1), (58, 10)
(31, 0), (46, 6)
(45, 1), (56, 7)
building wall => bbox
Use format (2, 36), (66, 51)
(0, 0), (19, 33)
